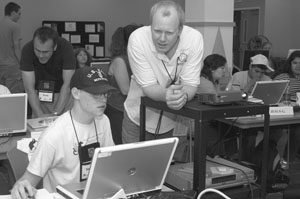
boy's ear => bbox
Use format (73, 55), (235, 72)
(71, 87), (80, 99)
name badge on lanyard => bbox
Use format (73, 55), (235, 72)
(78, 142), (100, 181)
(38, 80), (55, 103)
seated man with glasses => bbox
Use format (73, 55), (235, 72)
(20, 26), (76, 118)
(11, 67), (115, 198)
(226, 54), (274, 95)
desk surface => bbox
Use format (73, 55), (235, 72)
(219, 112), (300, 129)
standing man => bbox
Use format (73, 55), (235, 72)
(0, 2), (24, 93)
(21, 26), (76, 118)
(122, 1), (203, 143)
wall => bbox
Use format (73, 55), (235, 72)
(235, 0), (300, 58)
(0, 0), (184, 57)
(185, 0), (234, 82)
(234, 0), (265, 33)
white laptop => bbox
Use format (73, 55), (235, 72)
(0, 93), (27, 137)
(57, 137), (179, 199)
(249, 80), (289, 105)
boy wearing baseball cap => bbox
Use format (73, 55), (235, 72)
(11, 67), (115, 198)
(227, 54), (274, 94)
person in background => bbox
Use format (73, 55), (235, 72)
(227, 54), (273, 95)
(198, 54), (227, 93)
(105, 24), (141, 144)
(11, 67), (115, 198)
(0, 2), (24, 93)
(74, 47), (92, 69)
(122, 0), (203, 143)
(20, 26), (76, 118)
(273, 50), (300, 162)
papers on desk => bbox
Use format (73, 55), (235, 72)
(0, 189), (65, 199)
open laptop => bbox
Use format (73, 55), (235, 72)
(90, 59), (111, 74)
(57, 137), (179, 199)
(0, 93), (27, 137)
(249, 80), (289, 105)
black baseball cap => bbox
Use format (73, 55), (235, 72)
(70, 66), (116, 94)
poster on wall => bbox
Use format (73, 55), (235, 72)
(70, 35), (81, 44)
(65, 22), (76, 32)
(95, 46), (104, 57)
(85, 24), (96, 33)
(89, 34), (99, 43)
(85, 45), (94, 57)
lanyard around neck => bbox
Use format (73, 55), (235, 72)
(69, 111), (99, 147)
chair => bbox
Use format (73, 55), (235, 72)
(6, 147), (29, 181)
(6, 147), (43, 188)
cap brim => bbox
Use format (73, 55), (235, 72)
(82, 84), (116, 95)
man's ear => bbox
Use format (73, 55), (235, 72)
(71, 87), (80, 99)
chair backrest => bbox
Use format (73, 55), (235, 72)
(6, 147), (29, 181)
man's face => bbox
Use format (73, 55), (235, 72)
(11, 9), (21, 22)
(33, 37), (55, 64)
(151, 8), (182, 56)
(78, 90), (107, 118)
(249, 66), (266, 80)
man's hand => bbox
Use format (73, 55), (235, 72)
(165, 84), (188, 110)
(11, 179), (37, 199)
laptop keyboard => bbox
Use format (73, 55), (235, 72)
(128, 190), (197, 199)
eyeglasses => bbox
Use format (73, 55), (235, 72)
(91, 92), (112, 99)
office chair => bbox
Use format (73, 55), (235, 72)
(6, 147), (29, 182)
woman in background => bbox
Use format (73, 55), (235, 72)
(198, 54), (227, 93)
(105, 24), (141, 144)
(273, 50), (300, 162)
(74, 47), (92, 68)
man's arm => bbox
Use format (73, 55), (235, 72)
(53, 69), (75, 114)
(22, 71), (44, 117)
(143, 83), (196, 110)
(11, 170), (42, 199)
(13, 38), (22, 62)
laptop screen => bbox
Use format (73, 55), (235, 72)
(0, 93), (27, 137)
(250, 80), (289, 105)
(83, 138), (178, 199)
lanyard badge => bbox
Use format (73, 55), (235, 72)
(78, 142), (100, 181)
(38, 80), (55, 102)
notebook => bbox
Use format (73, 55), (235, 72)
(57, 137), (179, 199)
(0, 93), (27, 137)
(249, 80), (289, 105)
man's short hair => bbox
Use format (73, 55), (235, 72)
(5, 2), (20, 16)
(150, 0), (185, 29)
(33, 26), (59, 47)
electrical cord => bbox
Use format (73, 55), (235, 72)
(197, 188), (231, 199)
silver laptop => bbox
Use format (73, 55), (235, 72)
(0, 93), (27, 137)
(250, 80), (289, 105)
(57, 137), (179, 199)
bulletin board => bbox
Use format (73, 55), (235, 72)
(42, 20), (105, 58)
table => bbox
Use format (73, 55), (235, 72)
(140, 97), (270, 198)
(219, 111), (300, 165)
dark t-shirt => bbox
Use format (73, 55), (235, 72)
(20, 37), (76, 92)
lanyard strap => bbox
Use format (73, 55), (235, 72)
(69, 111), (99, 147)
